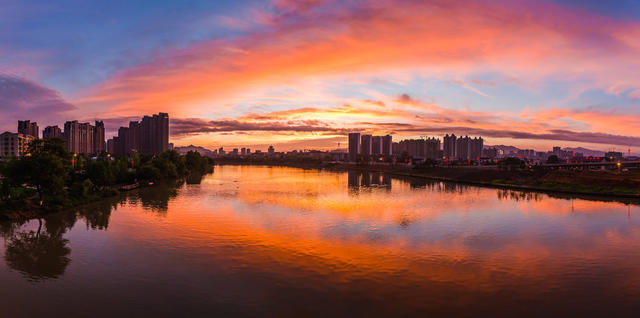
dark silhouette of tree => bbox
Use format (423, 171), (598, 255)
(4, 218), (71, 281)
(76, 199), (118, 230)
(3, 138), (72, 210)
(185, 173), (204, 184)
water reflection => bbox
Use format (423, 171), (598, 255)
(348, 170), (392, 193)
(134, 180), (182, 213)
(76, 198), (118, 230)
(497, 189), (545, 202)
(1, 181), (185, 282)
(3, 216), (72, 282)
(186, 173), (204, 185)
(1, 166), (640, 316)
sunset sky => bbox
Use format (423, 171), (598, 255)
(2, 0), (640, 152)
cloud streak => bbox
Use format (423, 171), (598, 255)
(77, 0), (640, 117)
(171, 117), (348, 136)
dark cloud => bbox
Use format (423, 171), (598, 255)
(396, 93), (415, 104)
(170, 118), (348, 136)
(0, 74), (76, 131)
(170, 116), (640, 147)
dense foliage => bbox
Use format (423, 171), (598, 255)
(0, 138), (213, 215)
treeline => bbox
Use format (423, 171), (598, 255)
(0, 137), (213, 215)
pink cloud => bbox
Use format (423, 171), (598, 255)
(68, 0), (640, 151)
(0, 74), (76, 131)
(76, 0), (640, 116)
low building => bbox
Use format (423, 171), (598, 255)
(0, 132), (35, 158)
(605, 151), (624, 161)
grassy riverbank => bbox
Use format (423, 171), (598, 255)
(380, 166), (640, 197)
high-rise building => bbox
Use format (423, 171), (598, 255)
(394, 138), (441, 159)
(61, 120), (107, 155)
(455, 136), (470, 160)
(108, 113), (169, 156)
(63, 121), (80, 154)
(425, 137), (441, 159)
(348, 133), (360, 162)
(117, 127), (130, 155)
(446, 135), (483, 160)
(443, 134), (456, 159)
(360, 134), (372, 156)
(107, 138), (116, 154)
(469, 137), (483, 160)
(43, 126), (62, 139)
(93, 121), (105, 154)
(18, 120), (39, 138)
(268, 145), (275, 155)
(371, 136), (382, 155)
(382, 135), (393, 156)
(0, 132), (35, 157)
(128, 121), (140, 153)
(140, 113), (169, 155)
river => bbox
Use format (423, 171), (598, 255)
(1, 165), (640, 317)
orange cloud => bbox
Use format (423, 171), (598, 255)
(68, 0), (640, 151)
(77, 0), (640, 116)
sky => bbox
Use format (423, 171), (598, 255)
(2, 0), (640, 153)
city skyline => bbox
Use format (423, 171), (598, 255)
(2, 0), (640, 153)
(1, 115), (635, 156)
(0, 113), (168, 157)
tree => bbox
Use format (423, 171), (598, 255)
(138, 162), (161, 182)
(4, 138), (72, 207)
(185, 150), (209, 174)
(86, 160), (115, 187)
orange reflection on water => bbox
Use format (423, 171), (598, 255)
(107, 166), (640, 294)
(3, 165), (640, 316)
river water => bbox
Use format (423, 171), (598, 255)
(1, 165), (640, 317)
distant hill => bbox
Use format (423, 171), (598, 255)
(174, 145), (215, 157)
(485, 145), (520, 154)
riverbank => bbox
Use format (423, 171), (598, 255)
(1, 142), (214, 222)
(216, 160), (640, 199)
(0, 178), (189, 222)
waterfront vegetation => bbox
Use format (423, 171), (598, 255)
(0, 138), (213, 220)
(409, 164), (640, 196)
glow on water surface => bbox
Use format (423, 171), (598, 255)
(1, 165), (640, 317)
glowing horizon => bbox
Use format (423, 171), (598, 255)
(2, 0), (640, 153)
